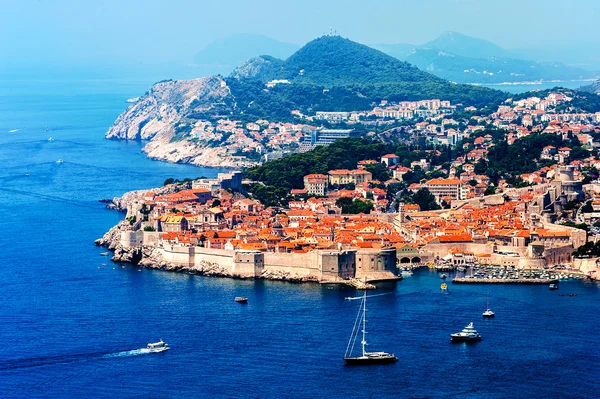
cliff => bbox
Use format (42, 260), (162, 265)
(105, 76), (256, 168)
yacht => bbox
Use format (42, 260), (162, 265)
(235, 297), (248, 303)
(451, 322), (482, 342)
(343, 291), (397, 365)
(146, 340), (169, 353)
(482, 298), (495, 318)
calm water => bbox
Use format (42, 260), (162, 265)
(1, 78), (599, 399)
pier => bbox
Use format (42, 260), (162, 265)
(452, 277), (558, 284)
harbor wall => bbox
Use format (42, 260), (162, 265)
(156, 243), (399, 281)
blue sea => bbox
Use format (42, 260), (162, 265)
(0, 77), (599, 399)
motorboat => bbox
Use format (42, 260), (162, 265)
(146, 340), (169, 353)
(440, 283), (448, 291)
(451, 322), (482, 342)
(482, 298), (495, 318)
(401, 270), (413, 277)
(343, 291), (397, 365)
(549, 283), (558, 290)
(235, 297), (248, 303)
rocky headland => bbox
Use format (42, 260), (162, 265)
(105, 76), (256, 168)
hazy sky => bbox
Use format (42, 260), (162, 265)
(1, 0), (599, 68)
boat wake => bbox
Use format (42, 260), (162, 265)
(102, 348), (154, 358)
(1, 347), (159, 370)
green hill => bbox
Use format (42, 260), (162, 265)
(227, 36), (508, 119)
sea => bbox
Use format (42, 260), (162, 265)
(0, 76), (599, 399)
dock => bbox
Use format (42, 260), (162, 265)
(452, 277), (558, 284)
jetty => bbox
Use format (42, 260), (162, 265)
(347, 278), (376, 290)
(452, 277), (558, 284)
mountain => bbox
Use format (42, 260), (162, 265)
(420, 31), (514, 59)
(227, 35), (506, 119)
(405, 48), (593, 84)
(193, 34), (299, 75)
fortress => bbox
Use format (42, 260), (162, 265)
(121, 230), (399, 282)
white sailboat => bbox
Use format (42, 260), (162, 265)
(343, 290), (397, 365)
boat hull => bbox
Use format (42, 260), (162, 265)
(343, 356), (397, 365)
(450, 335), (482, 342)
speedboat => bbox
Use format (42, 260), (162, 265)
(451, 322), (482, 342)
(549, 283), (558, 290)
(235, 296), (248, 303)
(401, 270), (413, 277)
(56, 159), (64, 163)
(146, 340), (169, 353)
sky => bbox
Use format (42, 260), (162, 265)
(1, 0), (599, 73)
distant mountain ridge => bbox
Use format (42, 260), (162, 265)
(421, 31), (514, 59)
(372, 31), (597, 84)
(580, 80), (600, 94)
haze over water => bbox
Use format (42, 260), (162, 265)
(1, 77), (599, 398)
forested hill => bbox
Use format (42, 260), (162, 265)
(227, 35), (509, 120)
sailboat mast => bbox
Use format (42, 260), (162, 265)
(361, 289), (367, 356)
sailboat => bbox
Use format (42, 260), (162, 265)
(343, 290), (397, 365)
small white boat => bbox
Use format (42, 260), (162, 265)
(126, 97), (140, 103)
(48, 137), (54, 141)
(56, 159), (64, 163)
(482, 298), (495, 318)
(147, 340), (169, 353)
(401, 270), (413, 277)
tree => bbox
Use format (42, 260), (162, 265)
(164, 178), (175, 186)
(143, 226), (156, 232)
(335, 197), (374, 214)
(412, 188), (440, 211)
(211, 199), (222, 207)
